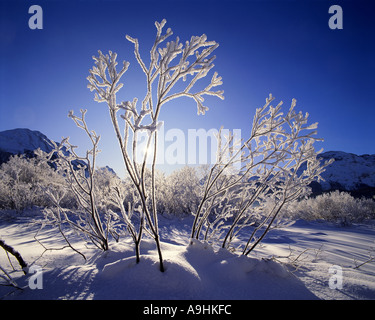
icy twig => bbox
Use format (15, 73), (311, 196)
(353, 243), (375, 269)
(0, 238), (27, 274)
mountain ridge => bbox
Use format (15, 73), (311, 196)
(0, 128), (54, 155)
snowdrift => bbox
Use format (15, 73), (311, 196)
(2, 237), (317, 300)
(2, 215), (375, 300)
(92, 239), (317, 300)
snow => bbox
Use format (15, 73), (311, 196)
(1, 212), (375, 300)
(257, 220), (375, 299)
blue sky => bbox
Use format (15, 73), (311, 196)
(1, 0), (374, 176)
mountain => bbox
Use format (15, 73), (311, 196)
(0, 128), (55, 165)
(310, 151), (375, 198)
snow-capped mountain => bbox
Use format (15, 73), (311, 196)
(0, 128), (54, 155)
(0, 128), (55, 164)
(315, 151), (375, 198)
(0, 128), (111, 174)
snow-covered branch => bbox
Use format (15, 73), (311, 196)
(42, 110), (111, 252)
(191, 94), (334, 254)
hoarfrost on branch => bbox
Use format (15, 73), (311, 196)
(191, 94), (334, 255)
(86, 19), (223, 271)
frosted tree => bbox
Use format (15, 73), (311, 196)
(40, 110), (113, 254)
(0, 154), (66, 212)
(163, 166), (202, 216)
(191, 94), (334, 254)
(282, 190), (375, 225)
(86, 19), (223, 271)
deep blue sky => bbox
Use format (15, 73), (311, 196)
(1, 0), (374, 176)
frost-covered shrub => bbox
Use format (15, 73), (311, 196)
(282, 191), (375, 225)
(119, 165), (202, 217)
(0, 154), (68, 212)
(191, 94), (333, 254)
(94, 166), (123, 213)
(117, 169), (165, 215)
(163, 166), (202, 216)
(85, 19), (223, 271)
(116, 166), (201, 217)
(41, 110), (115, 252)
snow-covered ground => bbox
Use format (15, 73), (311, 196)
(1, 210), (374, 300)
